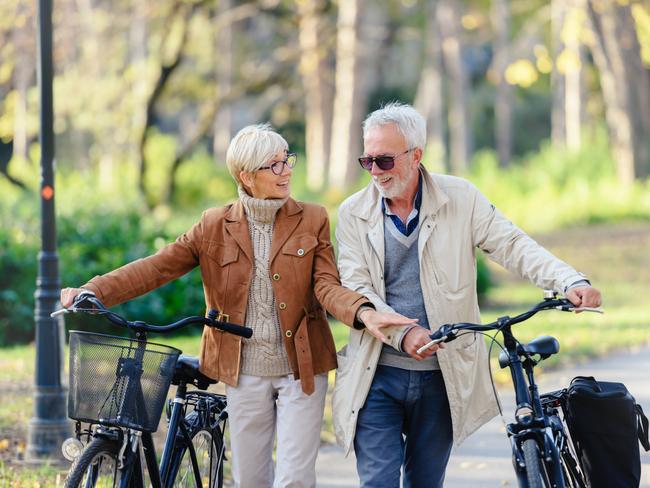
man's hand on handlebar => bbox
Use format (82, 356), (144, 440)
(565, 285), (602, 312)
(402, 326), (445, 360)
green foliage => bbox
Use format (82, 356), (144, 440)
(0, 225), (37, 345)
(173, 145), (238, 209)
(0, 163), (230, 345)
(469, 128), (650, 234)
(476, 252), (491, 297)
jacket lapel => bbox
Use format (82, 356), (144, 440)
(367, 214), (385, 274)
(348, 185), (386, 273)
(270, 198), (302, 263)
(224, 202), (253, 263)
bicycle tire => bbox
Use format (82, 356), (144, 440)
(522, 439), (545, 488)
(168, 425), (225, 488)
(64, 437), (122, 488)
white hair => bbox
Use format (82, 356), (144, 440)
(362, 102), (427, 150)
(226, 123), (288, 184)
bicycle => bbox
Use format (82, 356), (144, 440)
(52, 292), (252, 488)
(417, 291), (603, 488)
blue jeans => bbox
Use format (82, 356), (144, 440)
(354, 365), (453, 488)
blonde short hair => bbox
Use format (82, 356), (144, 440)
(226, 124), (288, 185)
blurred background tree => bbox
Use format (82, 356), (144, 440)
(1, 0), (649, 345)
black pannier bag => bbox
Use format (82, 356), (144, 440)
(563, 376), (650, 488)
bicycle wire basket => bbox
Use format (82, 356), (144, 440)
(68, 331), (181, 432)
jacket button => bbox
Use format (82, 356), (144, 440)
(272, 273), (280, 281)
(297, 248), (305, 256)
(279, 302), (287, 310)
(285, 330), (293, 338)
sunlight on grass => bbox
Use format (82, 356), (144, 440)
(0, 344), (35, 384)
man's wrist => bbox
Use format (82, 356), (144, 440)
(564, 279), (591, 293)
(398, 325), (418, 352)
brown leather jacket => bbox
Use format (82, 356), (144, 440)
(82, 198), (370, 393)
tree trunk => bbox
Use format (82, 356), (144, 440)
(328, 0), (365, 189)
(551, 0), (567, 147)
(414, 0), (446, 172)
(562, 0), (586, 151)
(128, 0), (148, 181)
(298, 0), (334, 192)
(586, 0), (647, 184)
(12, 1), (32, 163)
(437, 0), (472, 174)
(617, 4), (650, 179)
(137, 1), (195, 207)
(491, 0), (512, 166)
(213, 0), (234, 164)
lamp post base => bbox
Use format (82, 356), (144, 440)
(25, 417), (72, 464)
(25, 384), (71, 463)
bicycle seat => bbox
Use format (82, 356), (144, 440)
(499, 335), (560, 368)
(172, 355), (218, 390)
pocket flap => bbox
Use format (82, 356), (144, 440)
(206, 242), (239, 265)
(282, 235), (318, 257)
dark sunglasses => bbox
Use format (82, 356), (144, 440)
(358, 148), (413, 171)
(259, 153), (298, 175)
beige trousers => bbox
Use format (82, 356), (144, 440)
(225, 373), (328, 488)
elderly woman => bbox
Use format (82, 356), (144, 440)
(61, 124), (414, 488)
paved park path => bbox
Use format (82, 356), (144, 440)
(315, 345), (650, 487)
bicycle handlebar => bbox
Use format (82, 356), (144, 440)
(51, 293), (253, 339)
(416, 294), (603, 354)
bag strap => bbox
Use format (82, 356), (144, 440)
(636, 403), (650, 451)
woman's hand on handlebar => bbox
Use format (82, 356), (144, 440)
(565, 285), (602, 312)
(61, 287), (90, 308)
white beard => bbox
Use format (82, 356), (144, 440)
(372, 174), (411, 199)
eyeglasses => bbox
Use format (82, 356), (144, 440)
(358, 148), (413, 171)
(259, 153), (298, 175)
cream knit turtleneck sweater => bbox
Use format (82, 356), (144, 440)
(238, 187), (292, 377)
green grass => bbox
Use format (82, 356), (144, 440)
(0, 461), (66, 487)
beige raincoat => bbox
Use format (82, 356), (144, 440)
(333, 168), (585, 454)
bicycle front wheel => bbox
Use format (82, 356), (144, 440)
(522, 439), (546, 488)
(169, 427), (225, 488)
(64, 437), (121, 488)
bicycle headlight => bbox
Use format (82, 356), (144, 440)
(515, 405), (534, 425)
(61, 437), (84, 461)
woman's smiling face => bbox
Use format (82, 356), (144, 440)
(240, 151), (293, 200)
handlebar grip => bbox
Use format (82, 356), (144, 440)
(212, 320), (253, 339)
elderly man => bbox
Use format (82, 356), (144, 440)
(332, 102), (602, 488)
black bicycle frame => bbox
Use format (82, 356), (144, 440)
(500, 324), (566, 487)
(159, 381), (190, 486)
(100, 329), (201, 488)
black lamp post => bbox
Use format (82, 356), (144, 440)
(26, 0), (70, 462)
